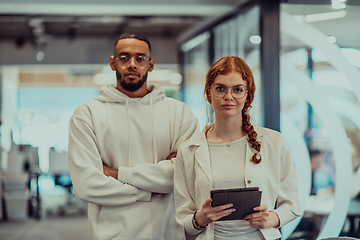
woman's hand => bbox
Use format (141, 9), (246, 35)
(243, 205), (280, 229)
(194, 199), (235, 227)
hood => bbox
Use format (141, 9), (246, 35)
(94, 84), (164, 166)
(94, 84), (165, 104)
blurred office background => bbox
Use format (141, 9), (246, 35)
(0, 0), (360, 239)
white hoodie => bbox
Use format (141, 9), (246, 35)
(68, 84), (199, 240)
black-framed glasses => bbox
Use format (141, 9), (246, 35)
(211, 85), (248, 99)
(115, 56), (151, 68)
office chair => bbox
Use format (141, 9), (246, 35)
(48, 148), (86, 216)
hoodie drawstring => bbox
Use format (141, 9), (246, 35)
(101, 103), (111, 165)
(125, 98), (131, 166)
(150, 94), (158, 164)
(95, 84), (163, 166)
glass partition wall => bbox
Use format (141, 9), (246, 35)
(179, 1), (360, 239)
(280, 2), (360, 239)
(181, 31), (211, 128)
(181, 2), (261, 129)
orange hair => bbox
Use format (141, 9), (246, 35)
(205, 56), (261, 164)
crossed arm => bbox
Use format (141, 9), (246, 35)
(69, 103), (199, 206)
(103, 150), (177, 179)
(69, 118), (181, 206)
(68, 117), (152, 207)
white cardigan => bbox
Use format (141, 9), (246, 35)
(174, 125), (301, 240)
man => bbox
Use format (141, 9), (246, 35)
(68, 32), (199, 240)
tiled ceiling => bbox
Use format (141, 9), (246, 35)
(0, 0), (359, 55)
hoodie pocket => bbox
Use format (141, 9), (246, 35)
(98, 206), (125, 240)
(98, 203), (153, 240)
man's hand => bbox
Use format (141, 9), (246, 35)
(103, 164), (118, 179)
(151, 150), (178, 196)
(166, 150), (177, 160)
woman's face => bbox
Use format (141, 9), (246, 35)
(209, 71), (248, 120)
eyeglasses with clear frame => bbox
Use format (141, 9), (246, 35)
(115, 55), (151, 68)
(211, 85), (248, 99)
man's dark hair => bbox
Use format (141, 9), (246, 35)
(114, 32), (151, 52)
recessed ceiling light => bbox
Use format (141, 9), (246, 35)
(332, 0), (346, 9)
(326, 35), (337, 44)
(249, 35), (261, 44)
(36, 51), (44, 62)
(332, 2), (346, 9)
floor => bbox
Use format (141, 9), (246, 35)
(0, 185), (88, 240)
(0, 214), (87, 240)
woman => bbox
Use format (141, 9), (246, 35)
(174, 56), (301, 240)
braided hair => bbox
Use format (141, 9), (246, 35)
(204, 56), (262, 164)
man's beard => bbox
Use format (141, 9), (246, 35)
(116, 69), (148, 92)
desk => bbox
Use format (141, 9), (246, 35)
(304, 195), (360, 238)
(347, 199), (360, 237)
(305, 195), (334, 215)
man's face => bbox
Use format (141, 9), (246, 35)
(115, 67), (148, 92)
(109, 38), (154, 93)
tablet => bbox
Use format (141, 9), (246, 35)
(211, 187), (262, 221)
